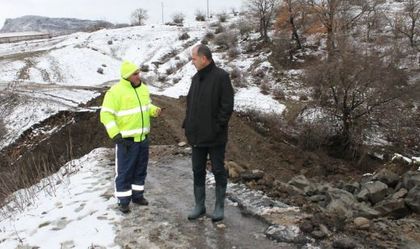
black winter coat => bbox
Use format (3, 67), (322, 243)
(183, 61), (234, 146)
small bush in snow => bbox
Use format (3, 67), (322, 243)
(140, 64), (149, 72)
(217, 12), (228, 22)
(172, 13), (185, 25)
(238, 19), (253, 37)
(260, 80), (270, 95)
(179, 32), (190, 40)
(298, 122), (330, 151)
(214, 32), (238, 50)
(230, 67), (242, 80)
(166, 66), (176, 75)
(273, 88), (286, 101)
(228, 47), (240, 59)
(215, 24), (225, 34)
(204, 31), (215, 40)
(195, 10), (206, 21)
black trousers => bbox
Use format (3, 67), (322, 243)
(192, 144), (227, 187)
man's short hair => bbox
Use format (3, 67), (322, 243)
(196, 44), (212, 61)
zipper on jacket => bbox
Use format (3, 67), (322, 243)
(134, 87), (145, 141)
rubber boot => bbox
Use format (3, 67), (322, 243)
(211, 185), (226, 222)
(188, 185), (206, 220)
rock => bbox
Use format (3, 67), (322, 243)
(319, 224), (331, 237)
(107, 40), (113, 45)
(326, 188), (358, 218)
(353, 217), (370, 229)
(311, 230), (326, 239)
(402, 171), (420, 190)
(356, 181), (388, 204)
(288, 175), (312, 191)
(97, 67), (104, 74)
(216, 224), (226, 229)
(265, 224), (309, 244)
(343, 182), (360, 194)
(332, 237), (357, 249)
(405, 185), (420, 213)
(399, 238), (420, 249)
(241, 169), (264, 181)
(226, 161), (245, 179)
(392, 188), (408, 199)
(353, 202), (381, 219)
(375, 198), (409, 218)
(299, 220), (314, 233)
(177, 141), (187, 147)
(374, 169), (400, 187)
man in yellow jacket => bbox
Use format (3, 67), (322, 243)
(100, 61), (161, 213)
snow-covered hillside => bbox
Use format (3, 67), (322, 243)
(0, 16), (286, 149)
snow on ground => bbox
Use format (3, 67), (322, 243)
(0, 148), (121, 249)
(235, 86), (286, 114)
(0, 15), (291, 149)
(0, 86), (99, 150)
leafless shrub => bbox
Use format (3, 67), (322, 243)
(175, 60), (186, 69)
(218, 12), (228, 22)
(231, 67), (247, 89)
(158, 74), (167, 82)
(204, 31), (215, 40)
(273, 88), (286, 101)
(140, 64), (150, 72)
(271, 34), (294, 68)
(172, 12), (185, 25)
(179, 32), (190, 40)
(228, 46), (240, 59)
(215, 25), (225, 34)
(166, 66), (176, 75)
(195, 10), (206, 21)
(214, 32), (238, 50)
(298, 121), (330, 151)
(260, 80), (270, 95)
(238, 19), (253, 37)
(305, 49), (409, 158)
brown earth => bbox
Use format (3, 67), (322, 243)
(1, 91), (418, 248)
(149, 94), (420, 249)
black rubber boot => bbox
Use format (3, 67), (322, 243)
(211, 184), (226, 222)
(188, 185), (206, 220)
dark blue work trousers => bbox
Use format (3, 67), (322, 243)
(115, 138), (149, 205)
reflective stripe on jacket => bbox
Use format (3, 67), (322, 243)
(100, 79), (159, 142)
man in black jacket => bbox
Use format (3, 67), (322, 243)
(183, 44), (234, 222)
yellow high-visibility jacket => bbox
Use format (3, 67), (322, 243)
(100, 79), (159, 142)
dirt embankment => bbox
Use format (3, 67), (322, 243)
(2, 92), (419, 248)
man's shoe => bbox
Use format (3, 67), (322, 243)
(118, 204), (130, 214)
(132, 197), (149, 206)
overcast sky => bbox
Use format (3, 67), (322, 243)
(0, 0), (245, 28)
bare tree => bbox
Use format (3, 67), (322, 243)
(305, 48), (408, 154)
(307, 0), (368, 57)
(248, 0), (280, 42)
(394, 0), (420, 48)
(363, 0), (384, 42)
(131, 8), (148, 26)
(280, 0), (303, 49)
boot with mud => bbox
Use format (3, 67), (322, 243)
(188, 185), (206, 220)
(211, 184), (226, 222)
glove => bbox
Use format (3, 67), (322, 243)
(112, 134), (131, 147)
